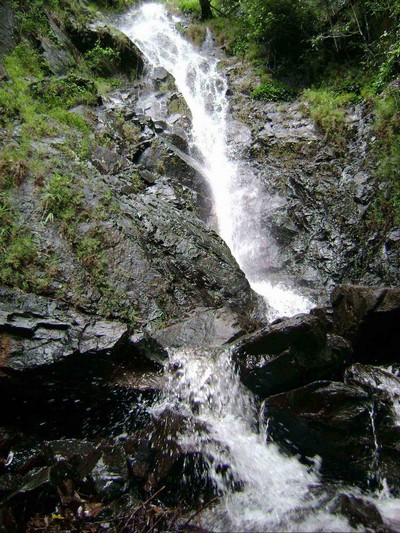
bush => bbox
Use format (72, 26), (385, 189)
(178, 0), (201, 16)
(251, 80), (295, 101)
(84, 41), (121, 76)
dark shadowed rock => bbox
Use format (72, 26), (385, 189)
(344, 363), (400, 398)
(232, 312), (351, 397)
(64, 18), (144, 79)
(344, 363), (400, 490)
(0, 1), (15, 58)
(330, 493), (384, 530)
(266, 380), (395, 485)
(331, 285), (400, 363)
(124, 410), (214, 507)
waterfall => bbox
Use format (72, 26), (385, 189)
(118, 2), (313, 321)
(116, 5), (400, 531)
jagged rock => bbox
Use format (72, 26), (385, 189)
(91, 144), (131, 174)
(0, 287), (129, 371)
(331, 285), (400, 363)
(232, 312), (351, 397)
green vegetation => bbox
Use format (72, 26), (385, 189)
(178, 0), (201, 16)
(251, 80), (294, 102)
(84, 41), (121, 75)
(0, 192), (40, 288)
(302, 89), (356, 147)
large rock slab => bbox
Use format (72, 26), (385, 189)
(0, 287), (129, 371)
(151, 306), (253, 349)
(232, 312), (351, 397)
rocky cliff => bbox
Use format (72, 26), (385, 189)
(1, 0), (400, 530)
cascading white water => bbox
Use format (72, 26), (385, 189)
(119, 3), (313, 321)
(153, 348), (352, 531)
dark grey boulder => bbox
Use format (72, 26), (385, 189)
(344, 363), (400, 398)
(331, 285), (400, 363)
(330, 493), (385, 530)
(124, 410), (214, 507)
(266, 380), (395, 486)
(232, 312), (351, 397)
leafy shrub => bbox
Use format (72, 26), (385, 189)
(251, 81), (294, 101)
(179, 0), (201, 16)
(31, 75), (100, 108)
(84, 41), (121, 75)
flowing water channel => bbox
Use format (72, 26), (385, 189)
(119, 2), (312, 322)
(118, 4), (400, 530)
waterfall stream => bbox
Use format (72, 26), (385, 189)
(153, 348), (352, 531)
(118, 4), (400, 531)
(119, 2), (312, 321)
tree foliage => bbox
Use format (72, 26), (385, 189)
(216, 0), (399, 82)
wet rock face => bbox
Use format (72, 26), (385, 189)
(232, 312), (351, 397)
(11, 89), (258, 330)
(223, 58), (400, 298)
(330, 494), (385, 530)
(0, 287), (129, 371)
(266, 380), (394, 485)
(243, 285), (400, 490)
(0, 1), (15, 58)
